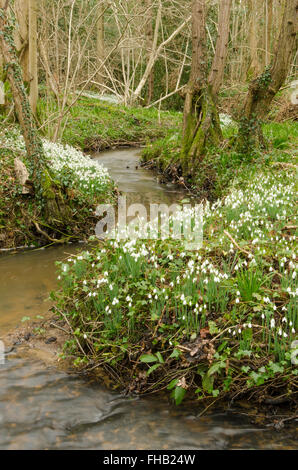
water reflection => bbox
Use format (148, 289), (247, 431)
(0, 245), (82, 333)
(93, 148), (188, 208)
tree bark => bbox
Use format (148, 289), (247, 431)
(145, 0), (154, 105)
(180, 0), (231, 175)
(237, 0), (298, 152)
(208, 0), (232, 97)
(0, 3), (69, 223)
(28, 0), (38, 114)
(265, 0), (273, 66)
(96, 1), (105, 90)
(247, 0), (261, 78)
(15, 0), (29, 82)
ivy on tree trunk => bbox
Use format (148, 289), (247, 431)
(236, 0), (297, 153)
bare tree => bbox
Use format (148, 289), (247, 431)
(180, 0), (232, 174)
(237, 0), (298, 151)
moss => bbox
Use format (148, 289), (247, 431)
(180, 88), (223, 174)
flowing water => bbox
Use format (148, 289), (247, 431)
(0, 148), (297, 450)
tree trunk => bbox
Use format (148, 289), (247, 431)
(247, 0), (261, 78)
(265, 0), (273, 66)
(180, 0), (231, 175)
(28, 0), (38, 114)
(145, 0), (154, 105)
(0, 3), (69, 224)
(237, 0), (297, 152)
(15, 0), (38, 113)
(15, 0), (30, 82)
(96, 1), (105, 90)
(208, 0), (232, 97)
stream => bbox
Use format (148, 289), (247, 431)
(0, 148), (297, 450)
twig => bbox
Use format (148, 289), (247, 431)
(33, 221), (66, 244)
(224, 230), (251, 256)
(56, 309), (86, 356)
(49, 322), (70, 335)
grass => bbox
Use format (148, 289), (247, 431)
(141, 120), (298, 201)
(37, 95), (182, 151)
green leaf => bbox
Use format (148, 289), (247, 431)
(268, 362), (284, 374)
(140, 354), (157, 363)
(147, 363), (161, 376)
(174, 386), (186, 405)
(253, 305), (263, 312)
(202, 373), (214, 393)
(208, 321), (218, 335)
(21, 316), (30, 323)
(167, 378), (179, 390)
(208, 361), (226, 376)
(170, 348), (180, 359)
(217, 341), (228, 352)
(156, 351), (165, 364)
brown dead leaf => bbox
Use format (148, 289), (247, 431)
(200, 328), (210, 339)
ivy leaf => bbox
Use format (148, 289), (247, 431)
(208, 361), (226, 376)
(268, 362), (284, 374)
(208, 321), (218, 335)
(170, 348), (180, 359)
